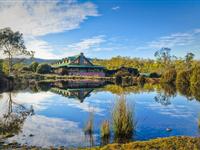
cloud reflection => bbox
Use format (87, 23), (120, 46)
(7, 115), (96, 148)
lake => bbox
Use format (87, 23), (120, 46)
(0, 80), (199, 148)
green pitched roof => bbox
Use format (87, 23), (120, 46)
(52, 53), (104, 68)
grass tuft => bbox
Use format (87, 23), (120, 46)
(112, 96), (134, 141)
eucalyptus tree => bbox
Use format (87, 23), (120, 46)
(0, 28), (34, 75)
(154, 47), (172, 66)
(185, 52), (195, 69)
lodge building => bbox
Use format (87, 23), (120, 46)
(52, 53), (105, 77)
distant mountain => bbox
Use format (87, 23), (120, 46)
(23, 58), (58, 64)
(0, 58), (58, 65)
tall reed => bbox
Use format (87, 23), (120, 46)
(100, 120), (110, 138)
(84, 111), (94, 135)
(198, 114), (200, 129)
(112, 96), (134, 140)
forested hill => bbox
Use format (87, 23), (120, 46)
(0, 58), (58, 65)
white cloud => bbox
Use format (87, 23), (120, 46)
(112, 6), (120, 11)
(26, 38), (58, 59)
(0, 92), (55, 111)
(0, 0), (100, 59)
(0, 0), (99, 37)
(136, 29), (200, 51)
(67, 35), (105, 52)
(26, 35), (106, 59)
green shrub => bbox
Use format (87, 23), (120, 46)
(112, 96), (134, 140)
(100, 120), (110, 138)
(190, 65), (200, 101)
(161, 68), (177, 84)
(190, 64), (200, 88)
(36, 64), (52, 74)
(29, 62), (39, 72)
(22, 66), (31, 72)
(115, 70), (131, 77)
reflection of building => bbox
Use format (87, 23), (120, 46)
(50, 80), (105, 102)
(52, 53), (105, 77)
(51, 88), (94, 103)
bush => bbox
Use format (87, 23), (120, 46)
(36, 64), (52, 74)
(29, 62), (39, 72)
(115, 70), (131, 77)
(161, 68), (177, 84)
(112, 96), (134, 140)
(100, 120), (110, 138)
(190, 64), (200, 88)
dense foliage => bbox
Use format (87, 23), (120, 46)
(29, 62), (39, 72)
(161, 68), (177, 84)
(36, 64), (52, 74)
(0, 28), (34, 75)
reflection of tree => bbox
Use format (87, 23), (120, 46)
(154, 83), (176, 106)
(100, 136), (110, 146)
(0, 92), (34, 138)
(177, 84), (193, 100)
(191, 85), (200, 101)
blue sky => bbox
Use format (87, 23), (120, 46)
(0, 0), (200, 59)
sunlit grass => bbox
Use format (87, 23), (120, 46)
(112, 96), (135, 140)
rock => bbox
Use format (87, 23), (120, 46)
(166, 128), (172, 132)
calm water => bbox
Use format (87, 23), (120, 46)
(0, 81), (200, 148)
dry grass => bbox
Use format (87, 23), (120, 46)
(86, 136), (200, 150)
(112, 96), (134, 140)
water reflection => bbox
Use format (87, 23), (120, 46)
(0, 80), (199, 148)
(0, 92), (33, 138)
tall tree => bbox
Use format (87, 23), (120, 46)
(0, 28), (34, 75)
(154, 47), (171, 65)
(185, 52), (195, 69)
(154, 47), (174, 73)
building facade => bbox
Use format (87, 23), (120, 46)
(52, 53), (105, 77)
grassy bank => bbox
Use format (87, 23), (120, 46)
(1, 136), (199, 149)
(84, 136), (200, 150)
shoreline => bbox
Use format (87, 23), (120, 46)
(17, 73), (160, 84)
(0, 136), (199, 150)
